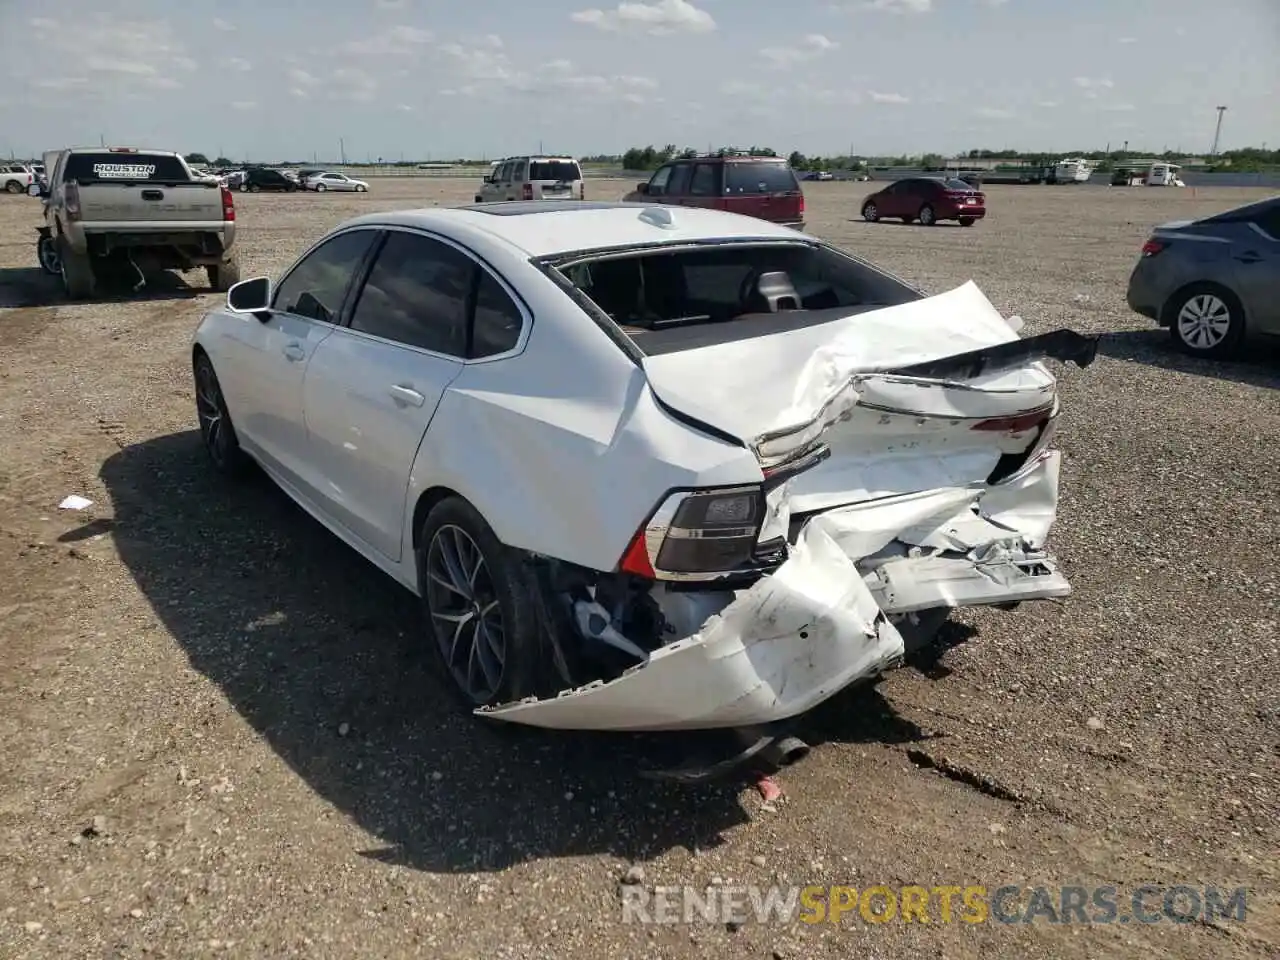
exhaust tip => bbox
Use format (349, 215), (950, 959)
(759, 735), (810, 770)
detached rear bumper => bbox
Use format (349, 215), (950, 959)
(481, 451), (1068, 732)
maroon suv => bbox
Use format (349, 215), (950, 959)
(623, 154), (805, 229)
(861, 177), (986, 226)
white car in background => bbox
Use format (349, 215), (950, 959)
(190, 200), (1096, 744)
(307, 172), (369, 193)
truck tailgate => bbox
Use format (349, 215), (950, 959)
(77, 182), (224, 228)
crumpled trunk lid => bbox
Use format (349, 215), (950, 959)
(640, 281), (1091, 512)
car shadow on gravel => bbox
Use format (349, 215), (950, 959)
(98, 430), (932, 874)
(1099, 329), (1280, 389)
(0, 266), (206, 308)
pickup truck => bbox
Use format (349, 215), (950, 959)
(32, 147), (239, 299)
(3, 164), (36, 193)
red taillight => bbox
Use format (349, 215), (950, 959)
(220, 185), (235, 221)
(972, 409), (1053, 433)
(522, 182), (533, 200)
(1141, 239), (1165, 257)
(799, 193), (805, 215)
(64, 181), (81, 220)
(618, 528), (655, 578)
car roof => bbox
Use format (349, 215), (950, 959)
(340, 201), (807, 258)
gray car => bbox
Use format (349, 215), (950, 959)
(1126, 195), (1280, 358)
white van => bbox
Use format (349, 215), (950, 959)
(476, 156), (585, 203)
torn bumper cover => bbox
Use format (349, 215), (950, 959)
(481, 451), (1068, 732)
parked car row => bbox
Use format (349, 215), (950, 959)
(200, 166), (370, 194)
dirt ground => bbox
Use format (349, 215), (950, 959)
(1, 180), (1277, 960)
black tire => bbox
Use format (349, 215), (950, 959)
(356, 184), (366, 193)
(1165, 283), (1246, 359)
(239, 183), (249, 193)
(193, 351), (249, 477)
(37, 235), (60, 275)
(4, 180), (23, 194)
(861, 201), (879, 222)
(58, 237), (95, 299)
(474, 196), (483, 203)
(206, 252), (241, 292)
(249, 183), (261, 193)
(315, 183), (326, 193)
(415, 496), (544, 709)
(918, 204), (936, 226)
(959, 217), (975, 227)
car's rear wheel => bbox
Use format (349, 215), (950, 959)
(959, 217), (975, 227)
(416, 497), (543, 708)
(918, 204), (936, 226)
(37, 235), (60, 274)
(249, 184), (261, 193)
(239, 183), (249, 193)
(861, 201), (879, 222)
(315, 183), (326, 193)
(194, 352), (249, 477)
(5, 180), (23, 194)
(1167, 284), (1245, 358)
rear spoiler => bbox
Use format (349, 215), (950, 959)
(878, 329), (1100, 381)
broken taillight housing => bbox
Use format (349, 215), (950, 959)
(1141, 239), (1165, 257)
(619, 486), (766, 580)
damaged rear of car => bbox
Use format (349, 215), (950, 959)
(474, 226), (1097, 732)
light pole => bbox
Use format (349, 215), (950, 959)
(1210, 106), (1227, 157)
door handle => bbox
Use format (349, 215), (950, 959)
(389, 384), (425, 407)
(282, 342), (305, 362)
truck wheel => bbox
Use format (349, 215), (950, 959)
(37, 235), (61, 275)
(206, 253), (242, 293)
(4, 180), (23, 194)
(58, 238), (96, 300)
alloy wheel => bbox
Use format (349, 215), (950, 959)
(1176, 294), (1231, 350)
(425, 524), (505, 703)
(195, 360), (227, 466)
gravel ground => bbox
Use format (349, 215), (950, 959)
(0, 180), (1277, 960)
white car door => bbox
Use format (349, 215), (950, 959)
(301, 228), (476, 561)
(226, 228), (380, 490)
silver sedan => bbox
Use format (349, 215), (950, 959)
(306, 172), (369, 193)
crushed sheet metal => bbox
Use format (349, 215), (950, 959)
(978, 450), (1061, 549)
(479, 523), (905, 731)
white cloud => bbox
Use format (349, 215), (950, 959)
(231, 101), (257, 111)
(1072, 76), (1114, 89)
(376, 0), (408, 7)
(1036, 100), (1061, 108)
(792, 83), (863, 105)
(223, 57), (252, 72)
(439, 42), (517, 82)
(334, 66), (378, 101)
(26, 16), (199, 95)
(339, 24), (434, 56)
(974, 106), (1015, 119)
(542, 59), (575, 72)
(870, 90), (910, 104)
(570, 0), (716, 35)
(761, 34), (839, 68)
(213, 17), (235, 31)
(1101, 102), (1136, 112)
(289, 68), (320, 87)
(1117, 36), (1137, 44)
(857, 0), (932, 13)
(397, 104), (415, 111)
(31, 76), (90, 90)
(289, 88), (310, 99)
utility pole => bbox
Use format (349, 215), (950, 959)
(339, 138), (347, 164)
(1210, 105), (1227, 157)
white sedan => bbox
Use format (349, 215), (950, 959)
(191, 201), (1096, 740)
(307, 172), (369, 193)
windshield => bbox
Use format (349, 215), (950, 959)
(62, 152), (190, 183)
(556, 241), (918, 354)
(944, 178), (975, 190)
(529, 160), (582, 181)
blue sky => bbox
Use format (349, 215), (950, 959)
(1, 0), (1275, 161)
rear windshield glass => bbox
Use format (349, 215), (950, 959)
(557, 242), (917, 354)
(62, 153), (189, 182)
(944, 178), (975, 190)
(724, 162), (799, 194)
(529, 160), (582, 181)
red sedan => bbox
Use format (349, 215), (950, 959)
(861, 177), (986, 226)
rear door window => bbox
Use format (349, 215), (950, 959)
(529, 160), (582, 181)
(689, 163), (718, 196)
(724, 162), (799, 195)
(348, 231), (475, 357)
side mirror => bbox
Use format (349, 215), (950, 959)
(227, 276), (271, 317)
(27, 182), (44, 198)
(635, 182), (649, 195)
